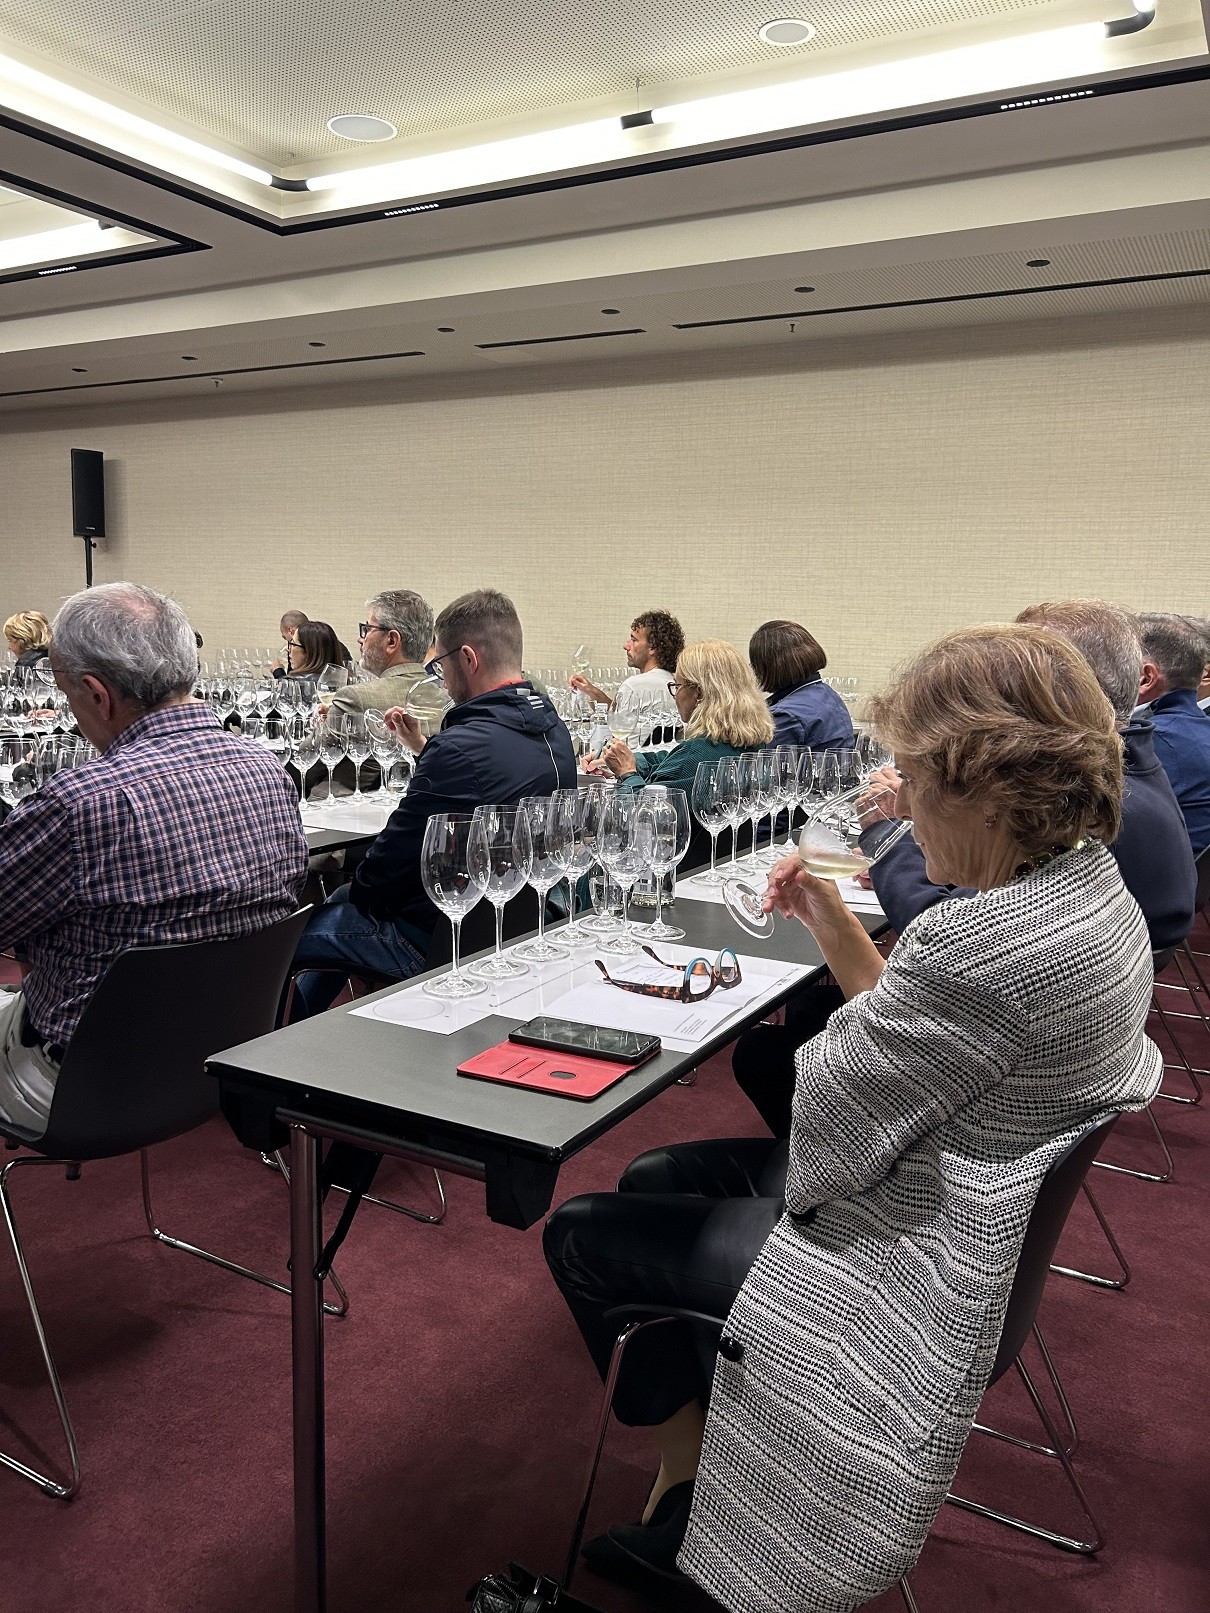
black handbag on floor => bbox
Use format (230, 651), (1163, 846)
(467, 1563), (603, 1613)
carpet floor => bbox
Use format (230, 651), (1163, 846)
(1, 948), (1207, 1613)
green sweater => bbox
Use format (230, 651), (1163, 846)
(615, 735), (759, 797)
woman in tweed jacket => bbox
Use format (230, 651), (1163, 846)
(545, 624), (1163, 1612)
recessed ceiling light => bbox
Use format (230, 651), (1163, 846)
(327, 114), (397, 142)
(437, 326), (455, 333)
(308, 340), (326, 348)
(1027, 258), (1051, 267)
(601, 307), (620, 315)
(181, 354), (198, 361)
(794, 285), (815, 294)
(759, 18), (816, 46)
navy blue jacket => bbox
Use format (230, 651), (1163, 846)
(350, 681), (576, 931)
(768, 678), (854, 751)
(1147, 688), (1210, 857)
(867, 721), (1196, 951)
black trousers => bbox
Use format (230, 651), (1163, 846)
(731, 978), (845, 1138)
(543, 1138), (787, 1427)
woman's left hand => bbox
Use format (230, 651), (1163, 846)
(600, 739), (638, 778)
(763, 855), (848, 936)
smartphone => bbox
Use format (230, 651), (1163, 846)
(509, 1016), (661, 1066)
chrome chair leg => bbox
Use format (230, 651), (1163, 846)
(141, 1150), (349, 1318)
(1091, 1102), (1173, 1183)
(1150, 990), (1205, 1104)
(1050, 1180), (1131, 1290)
(0, 1156), (82, 1499)
(271, 1148), (447, 1227)
(946, 1326), (1103, 1554)
(899, 1576), (921, 1613)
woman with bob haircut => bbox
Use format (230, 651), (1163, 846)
(589, 638), (773, 796)
(283, 620), (343, 679)
(749, 618), (854, 751)
(546, 622), (1161, 1611)
(4, 610), (52, 669)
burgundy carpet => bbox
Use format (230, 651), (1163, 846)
(1, 946), (1208, 1613)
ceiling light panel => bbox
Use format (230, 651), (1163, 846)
(0, 0), (1102, 164)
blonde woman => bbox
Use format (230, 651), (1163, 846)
(590, 638), (774, 795)
(4, 611), (51, 669)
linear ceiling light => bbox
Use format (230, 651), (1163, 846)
(0, 218), (111, 272)
(0, 51), (275, 187)
(307, 5), (1157, 208)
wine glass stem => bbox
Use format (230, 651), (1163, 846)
(494, 903), (505, 965)
(325, 763), (334, 801)
(566, 875), (577, 931)
(351, 763), (361, 800)
(653, 877), (664, 929)
(620, 883), (632, 933)
(450, 917), (462, 981)
(709, 831), (718, 880)
(536, 893), (546, 947)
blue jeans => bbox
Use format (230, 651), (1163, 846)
(290, 886), (428, 1018)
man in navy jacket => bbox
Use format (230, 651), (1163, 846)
(291, 589), (576, 1016)
(1137, 613), (1210, 857)
(734, 598), (1196, 1137)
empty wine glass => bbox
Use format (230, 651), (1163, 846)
(595, 793), (647, 955)
(633, 785), (692, 941)
(420, 812), (487, 999)
(770, 746), (801, 856)
(234, 674), (258, 729)
(365, 709), (401, 798)
(316, 664), (349, 700)
(317, 720), (346, 809)
(468, 806), (533, 980)
(254, 680), (276, 718)
(691, 758), (733, 886)
(735, 752), (761, 868)
(512, 795), (570, 963)
(338, 712), (371, 801)
(289, 718), (320, 800)
(751, 749), (782, 868)
(0, 736), (39, 808)
(548, 787), (599, 945)
(723, 780), (912, 938)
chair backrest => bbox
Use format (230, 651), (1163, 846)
(989, 1114), (1118, 1383)
(423, 887), (541, 970)
(36, 908), (312, 1161)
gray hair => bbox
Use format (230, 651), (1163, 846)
(366, 589), (433, 662)
(52, 582), (198, 709)
(1014, 599), (1143, 724)
(1138, 612), (1207, 691)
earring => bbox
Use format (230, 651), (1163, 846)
(984, 813), (998, 830)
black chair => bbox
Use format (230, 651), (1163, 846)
(563, 1116), (1118, 1606)
(1091, 952), (1176, 1183)
(0, 908), (321, 1501)
(1150, 845), (1210, 1104)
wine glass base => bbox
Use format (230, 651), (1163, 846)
(596, 931), (640, 955)
(422, 971), (487, 999)
(512, 937), (570, 962)
(636, 920), (685, 941)
(578, 913), (621, 934)
(468, 954), (529, 980)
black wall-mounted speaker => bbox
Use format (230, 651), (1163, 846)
(71, 448), (105, 539)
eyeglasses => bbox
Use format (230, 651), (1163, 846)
(595, 945), (741, 1003)
(358, 622), (387, 640)
(424, 646), (464, 684)
(668, 680), (698, 696)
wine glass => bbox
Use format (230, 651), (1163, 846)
(751, 749), (782, 868)
(595, 793), (647, 955)
(0, 736), (39, 808)
(512, 795), (570, 963)
(234, 674), (258, 730)
(381, 756), (412, 803)
(547, 787), (599, 945)
(337, 712), (371, 801)
(289, 718), (320, 801)
(769, 746), (801, 858)
(723, 780), (912, 938)
(572, 643), (591, 675)
(365, 709), (401, 799)
(316, 664), (349, 700)
(420, 813), (487, 999)
(633, 786), (692, 941)
(468, 806), (532, 980)
(255, 680), (276, 718)
(691, 758), (732, 886)
(317, 720), (346, 809)
(734, 752), (762, 868)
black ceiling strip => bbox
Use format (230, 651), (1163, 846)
(0, 348), (427, 400)
(0, 239), (206, 290)
(0, 62), (1207, 242)
(477, 328), (645, 348)
(0, 159), (202, 247)
(671, 264), (1210, 328)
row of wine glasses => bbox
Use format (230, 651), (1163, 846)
(0, 734), (95, 806)
(418, 784), (696, 999)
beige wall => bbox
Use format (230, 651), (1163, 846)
(2, 304), (1207, 703)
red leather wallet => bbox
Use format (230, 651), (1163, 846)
(457, 1040), (641, 1100)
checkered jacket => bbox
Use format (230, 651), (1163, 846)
(681, 843), (1162, 1612)
(0, 702), (308, 1046)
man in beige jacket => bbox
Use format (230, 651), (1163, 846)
(328, 590), (448, 733)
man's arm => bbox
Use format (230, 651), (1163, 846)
(865, 822), (970, 933)
(0, 792), (78, 949)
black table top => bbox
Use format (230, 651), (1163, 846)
(209, 896), (884, 1226)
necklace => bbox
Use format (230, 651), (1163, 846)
(1012, 838), (1089, 882)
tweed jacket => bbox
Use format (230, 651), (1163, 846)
(680, 844), (1161, 1613)
(328, 660), (448, 729)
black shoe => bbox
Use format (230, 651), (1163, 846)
(582, 1480), (694, 1584)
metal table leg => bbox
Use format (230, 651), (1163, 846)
(290, 1123), (326, 1613)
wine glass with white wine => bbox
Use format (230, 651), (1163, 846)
(723, 781), (911, 937)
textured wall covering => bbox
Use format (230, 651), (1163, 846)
(3, 305), (1207, 705)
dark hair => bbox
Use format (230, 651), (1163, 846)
(1137, 612), (1206, 692)
(435, 588), (523, 673)
(748, 620), (827, 692)
(632, 610), (684, 672)
(291, 620), (341, 675)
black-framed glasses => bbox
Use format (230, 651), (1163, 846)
(668, 679), (698, 696)
(595, 945), (741, 1003)
(358, 621), (387, 640)
(424, 646), (464, 684)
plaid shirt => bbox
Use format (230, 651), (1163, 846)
(0, 702), (308, 1047)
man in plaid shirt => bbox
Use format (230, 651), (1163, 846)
(0, 583), (307, 1139)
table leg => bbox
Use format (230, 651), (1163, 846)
(290, 1122), (326, 1613)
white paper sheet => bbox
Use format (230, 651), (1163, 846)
(300, 799), (392, 836)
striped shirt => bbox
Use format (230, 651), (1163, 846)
(0, 701), (307, 1047)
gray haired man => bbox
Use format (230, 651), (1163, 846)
(328, 589), (447, 731)
(0, 582), (307, 1138)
